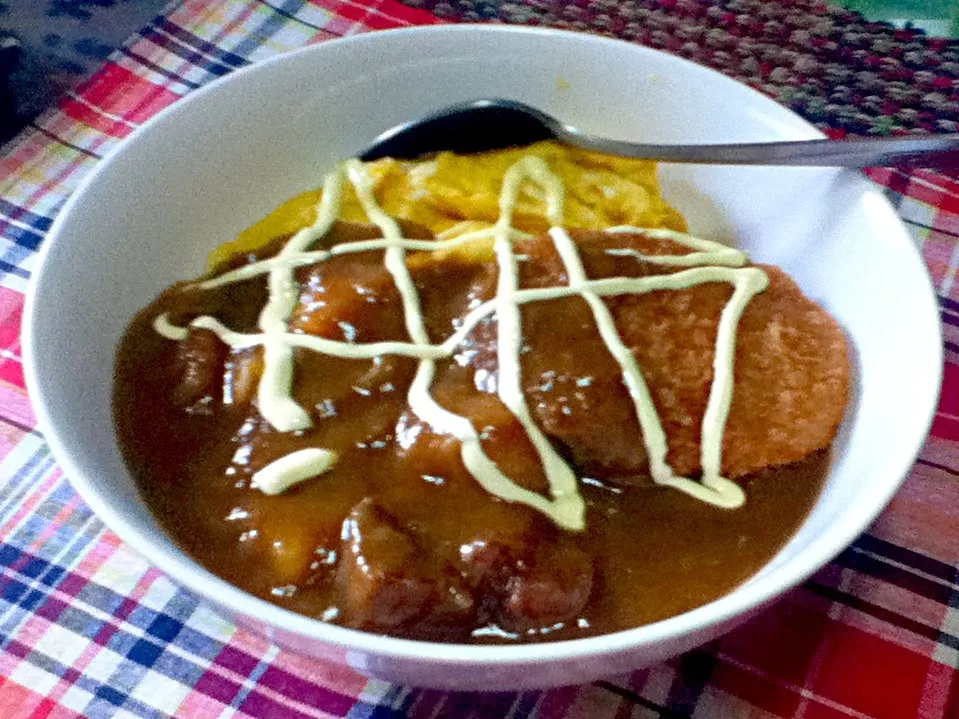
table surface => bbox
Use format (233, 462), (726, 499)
(1, 1), (957, 717)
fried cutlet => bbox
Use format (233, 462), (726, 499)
(507, 229), (850, 482)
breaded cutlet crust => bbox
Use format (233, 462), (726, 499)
(512, 229), (851, 481)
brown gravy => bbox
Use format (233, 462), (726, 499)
(114, 220), (830, 644)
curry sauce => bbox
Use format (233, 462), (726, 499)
(113, 148), (847, 643)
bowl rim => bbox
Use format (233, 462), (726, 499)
(23, 23), (944, 666)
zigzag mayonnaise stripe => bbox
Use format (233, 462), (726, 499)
(154, 155), (769, 529)
(156, 267), (767, 361)
(255, 166), (344, 432)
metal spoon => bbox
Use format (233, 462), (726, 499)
(359, 98), (959, 172)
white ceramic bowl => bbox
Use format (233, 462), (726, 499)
(24, 25), (942, 689)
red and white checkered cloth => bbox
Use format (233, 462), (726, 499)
(0, 1), (957, 717)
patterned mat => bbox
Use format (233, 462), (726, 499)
(405, 0), (959, 137)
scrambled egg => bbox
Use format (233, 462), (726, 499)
(209, 141), (686, 268)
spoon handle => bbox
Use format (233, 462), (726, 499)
(570, 132), (959, 172)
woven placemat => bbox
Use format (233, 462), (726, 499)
(404, 0), (959, 137)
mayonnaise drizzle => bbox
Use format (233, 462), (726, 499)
(154, 155), (770, 528)
(251, 448), (338, 495)
(153, 313), (189, 341)
(488, 158), (583, 530)
(255, 168), (344, 432)
(195, 226), (533, 291)
(604, 227), (747, 268)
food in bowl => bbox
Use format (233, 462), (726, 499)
(113, 141), (850, 643)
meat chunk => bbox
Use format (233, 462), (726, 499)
(172, 328), (225, 409)
(457, 526), (594, 633)
(501, 540), (594, 631)
(337, 499), (473, 631)
(289, 220), (435, 342)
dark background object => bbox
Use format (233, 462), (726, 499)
(0, 30), (22, 144)
(0, 0), (168, 146)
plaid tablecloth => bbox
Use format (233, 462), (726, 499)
(1, 1), (957, 717)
